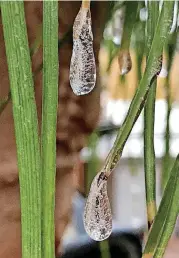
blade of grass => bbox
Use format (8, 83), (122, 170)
(161, 59), (172, 191)
(118, 1), (138, 74)
(133, 18), (145, 82)
(0, 31), (41, 116)
(99, 240), (111, 258)
(1, 2), (41, 257)
(143, 154), (179, 258)
(0, 26), (42, 116)
(144, 1), (159, 230)
(86, 132), (99, 193)
(103, 1), (174, 176)
(153, 165), (179, 258)
(41, 1), (58, 257)
(161, 28), (178, 190)
(82, 0), (91, 9)
(120, 1), (138, 51)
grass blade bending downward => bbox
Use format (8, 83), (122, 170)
(41, 1), (58, 257)
(1, 2), (41, 257)
(103, 1), (174, 176)
(144, 1), (159, 230)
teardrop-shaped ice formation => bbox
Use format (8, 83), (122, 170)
(158, 65), (168, 78)
(118, 50), (132, 75)
(70, 7), (96, 96)
(83, 172), (112, 241)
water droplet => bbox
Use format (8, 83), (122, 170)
(158, 65), (168, 78)
(118, 50), (132, 75)
(83, 172), (112, 241)
(140, 7), (148, 21)
(70, 7), (96, 96)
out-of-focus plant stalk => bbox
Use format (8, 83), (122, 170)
(134, 1), (145, 82)
(120, 1), (138, 51)
(118, 1), (138, 75)
(41, 1), (58, 257)
(144, 1), (158, 230)
(103, 1), (174, 176)
(161, 28), (178, 190)
(1, 2), (42, 257)
(86, 132), (99, 193)
(143, 154), (179, 258)
(82, 0), (91, 9)
(161, 53), (172, 191)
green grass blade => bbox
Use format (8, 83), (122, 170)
(86, 132), (99, 193)
(161, 30), (178, 190)
(1, 2), (41, 257)
(118, 1), (138, 74)
(41, 1), (58, 257)
(120, 1), (138, 51)
(103, 1), (174, 175)
(143, 154), (179, 258)
(144, 82), (157, 229)
(0, 28), (41, 117)
(144, 1), (159, 229)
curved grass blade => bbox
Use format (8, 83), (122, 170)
(103, 1), (174, 176)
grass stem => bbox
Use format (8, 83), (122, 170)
(41, 1), (58, 257)
(1, 2), (42, 257)
(103, 1), (174, 177)
(143, 154), (179, 258)
(144, 0), (159, 230)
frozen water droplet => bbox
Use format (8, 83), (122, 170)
(118, 50), (132, 75)
(70, 7), (96, 96)
(140, 7), (148, 21)
(83, 172), (112, 241)
(158, 66), (168, 78)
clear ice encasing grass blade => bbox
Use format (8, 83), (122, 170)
(83, 172), (112, 241)
(70, 6), (96, 96)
